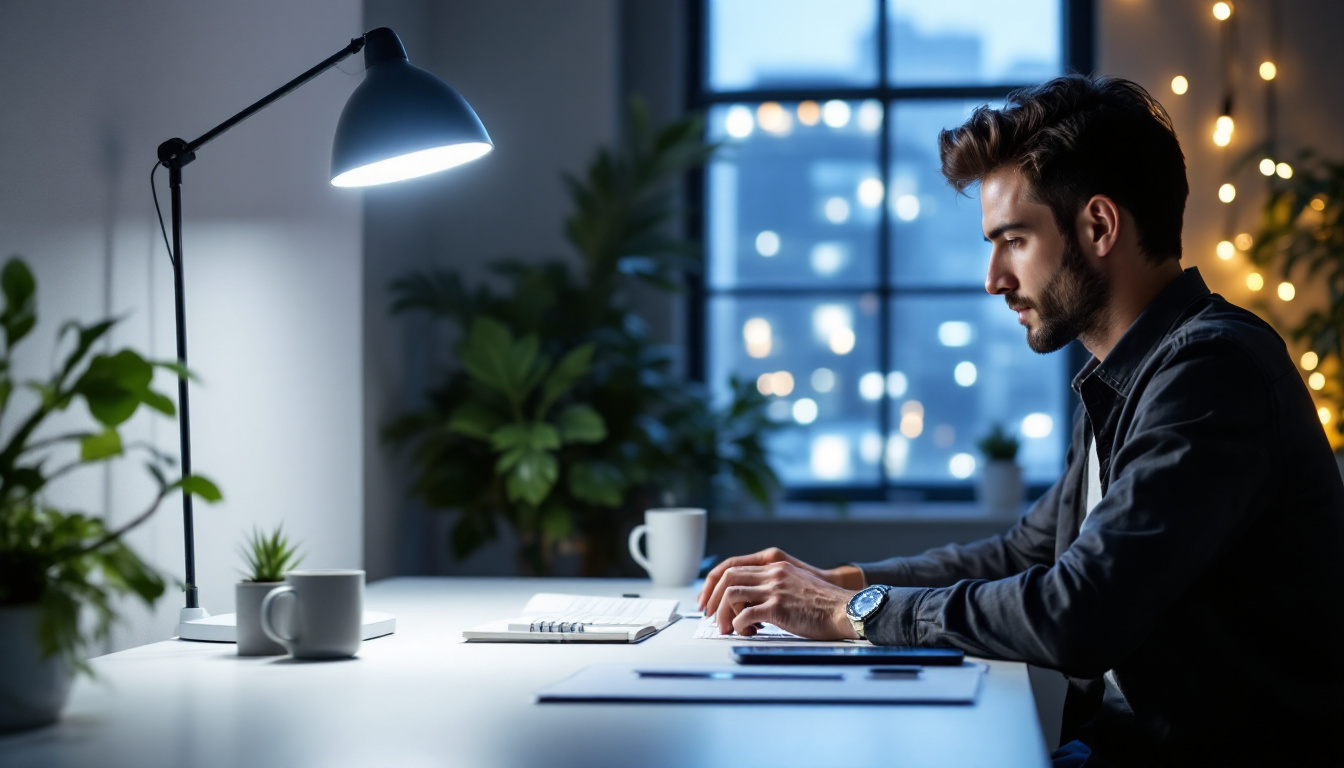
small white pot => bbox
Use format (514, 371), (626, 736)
(978, 459), (1024, 517)
(0, 603), (74, 732)
(236, 582), (287, 656)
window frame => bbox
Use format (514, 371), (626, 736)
(687, 0), (1096, 502)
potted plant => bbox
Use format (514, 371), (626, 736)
(1243, 149), (1344, 478)
(976, 423), (1023, 517)
(235, 524), (304, 656)
(384, 102), (779, 576)
(0, 257), (220, 732)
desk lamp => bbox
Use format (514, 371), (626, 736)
(163, 28), (491, 642)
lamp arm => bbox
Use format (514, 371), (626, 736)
(157, 35), (367, 169)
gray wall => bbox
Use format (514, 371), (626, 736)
(0, 0), (364, 653)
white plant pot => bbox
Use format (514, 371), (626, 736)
(236, 581), (288, 656)
(978, 459), (1024, 517)
(0, 604), (74, 732)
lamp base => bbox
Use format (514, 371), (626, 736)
(175, 608), (396, 643)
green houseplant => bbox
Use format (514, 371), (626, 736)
(0, 257), (220, 730)
(975, 423), (1022, 517)
(235, 524), (304, 656)
(1244, 150), (1344, 456)
(385, 103), (779, 576)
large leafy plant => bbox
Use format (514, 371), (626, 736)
(386, 103), (779, 575)
(1244, 151), (1344, 450)
(0, 257), (220, 671)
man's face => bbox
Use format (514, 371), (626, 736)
(980, 168), (1109, 354)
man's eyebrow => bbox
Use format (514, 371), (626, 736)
(983, 221), (1029, 243)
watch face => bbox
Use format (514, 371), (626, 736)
(848, 586), (886, 620)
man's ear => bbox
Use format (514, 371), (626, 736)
(1077, 195), (1121, 258)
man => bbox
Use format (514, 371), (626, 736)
(699, 75), (1344, 767)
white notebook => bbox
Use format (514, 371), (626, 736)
(462, 593), (681, 643)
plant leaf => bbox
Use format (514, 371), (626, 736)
(80, 429), (123, 462)
(502, 448), (559, 506)
(535, 343), (594, 418)
(567, 461), (624, 507)
(173, 475), (223, 502)
(555, 404), (606, 444)
(1, 258), (37, 348)
(447, 401), (505, 441)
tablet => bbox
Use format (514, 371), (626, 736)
(731, 645), (965, 666)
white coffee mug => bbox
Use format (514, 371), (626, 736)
(260, 569), (364, 660)
(628, 508), (707, 587)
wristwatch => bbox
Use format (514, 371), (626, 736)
(845, 585), (890, 641)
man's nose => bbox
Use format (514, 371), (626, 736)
(985, 249), (1015, 296)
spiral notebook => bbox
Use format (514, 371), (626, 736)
(462, 593), (682, 643)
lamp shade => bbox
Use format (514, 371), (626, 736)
(330, 28), (492, 187)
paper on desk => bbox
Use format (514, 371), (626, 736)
(692, 615), (813, 641)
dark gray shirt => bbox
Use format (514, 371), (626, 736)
(857, 268), (1344, 767)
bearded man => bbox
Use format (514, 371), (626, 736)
(700, 75), (1344, 768)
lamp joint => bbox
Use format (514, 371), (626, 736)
(157, 138), (196, 169)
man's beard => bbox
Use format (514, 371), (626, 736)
(1008, 233), (1110, 354)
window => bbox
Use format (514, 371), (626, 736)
(697, 0), (1091, 500)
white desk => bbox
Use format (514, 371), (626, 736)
(0, 577), (1051, 767)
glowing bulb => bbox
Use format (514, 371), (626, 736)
(1021, 413), (1054, 439)
(1276, 163), (1293, 179)
(771, 371), (795, 397)
(894, 194), (921, 221)
(1320, 407), (1333, 426)
(821, 100), (851, 128)
(953, 362), (978, 387)
(1278, 281), (1296, 301)
(1311, 197), (1327, 211)
(1212, 2), (1232, 21)
(857, 178), (884, 208)
(1213, 130), (1232, 147)
(1235, 233), (1254, 251)
(744, 318), (773, 358)
(948, 453), (976, 480)
(756, 373), (774, 396)
(725, 105), (754, 139)
(793, 398), (819, 425)
(1216, 115), (1234, 133)
(858, 372), (884, 401)
(1246, 272), (1264, 291)
(797, 101), (821, 126)
(1216, 240), (1235, 260)
(755, 230), (780, 257)
(1259, 158), (1277, 176)
(1171, 76), (1189, 95)
(829, 328), (856, 355)
(1259, 61), (1277, 80)
(1218, 183), (1236, 203)
(756, 102), (792, 135)
(1308, 372), (1326, 391)
(1302, 351), (1319, 371)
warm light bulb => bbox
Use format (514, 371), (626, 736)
(1246, 272), (1264, 291)
(1310, 196), (1327, 211)
(1216, 240), (1235, 260)
(1320, 407), (1333, 426)
(1218, 183), (1236, 203)
(1259, 61), (1277, 80)
(1302, 351), (1319, 371)
(1213, 129), (1231, 147)
(797, 100), (821, 126)
(1235, 233), (1254, 251)
(1216, 115), (1234, 133)
(1259, 158), (1276, 176)
(1276, 162), (1293, 179)
(1278, 281), (1296, 301)
(1171, 76), (1189, 95)
(1212, 2), (1232, 20)
(1308, 372), (1326, 391)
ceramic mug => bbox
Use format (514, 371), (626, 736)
(628, 508), (707, 588)
(260, 569), (363, 660)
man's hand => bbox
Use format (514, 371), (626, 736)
(708, 560), (858, 639)
(698, 547), (864, 615)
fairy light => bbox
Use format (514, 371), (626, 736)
(1302, 351), (1319, 371)
(1259, 61), (1277, 80)
(1310, 196), (1327, 212)
(1308, 372), (1326, 391)
(1276, 162), (1293, 179)
(1277, 281), (1296, 301)
(1246, 272), (1264, 291)
(1218, 183), (1236, 203)
(1212, 2), (1232, 21)
(1216, 240), (1236, 260)
(1235, 233), (1254, 251)
(1171, 76), (1189, 95)
(1259, 158), (1276, 176)
(1320, 407), (1333, 426)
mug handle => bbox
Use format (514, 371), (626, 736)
(260, 586), (298, 648)
(628, 524), (652, 574)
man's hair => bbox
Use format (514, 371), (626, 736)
(939, 74), (1188, 263)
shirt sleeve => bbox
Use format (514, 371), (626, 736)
(854, 406), (1084, 588)
(862, 337), (1276, 678)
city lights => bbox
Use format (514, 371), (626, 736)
(821, 100), (851, 128)
(948, 453), (976, 479)
(724, 105), (754, 139)
(953, 361), (978, 387)
(743, 317), (773, 358)
(1021, 413), (1054, 439)
(938, 321), (973, 347)
(755, 230), (780, 257)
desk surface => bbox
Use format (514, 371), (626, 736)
(0, 577), (1050, 768)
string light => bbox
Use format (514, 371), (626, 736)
(1212, 2), (1232, 21)
(1246, 272), (1264, 291)
(1259, 61), (1277, 80)
(1308, 372), (1326, 391)
(1310, 196), (1327, 212)
(1235, 233), (1254, 250)
(1302, 351), (1319, 371)
(1218, 183), (1237, 203)
(1276, 162), (1293, 179)
(1216, 240), (1236, 259)
(1320, 407), (1333, 426)
(1259, 158), (1276, 176)
(1277, 281), (1296, 301)
(1171, 76), (1189, 95)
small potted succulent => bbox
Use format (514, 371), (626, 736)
(0, 257), (220, 731)
(235, 524), (304, 656)
(976, 423), (1023, 517)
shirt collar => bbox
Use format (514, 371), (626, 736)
(1071, 266), (1212, 396)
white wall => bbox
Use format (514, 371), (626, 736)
(0, 0), (364, 653)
